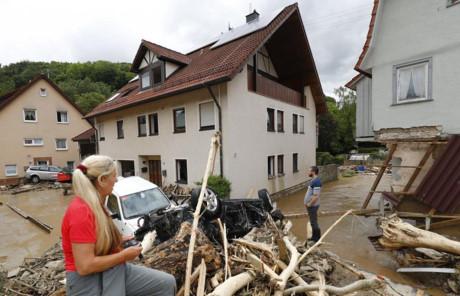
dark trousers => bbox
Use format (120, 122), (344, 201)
(307, 205), (321, 242)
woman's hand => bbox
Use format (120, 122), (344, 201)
(122, 245), (143, 261)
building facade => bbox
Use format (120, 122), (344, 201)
(86, 4), (326, 197)
(0, 76), (92, 185)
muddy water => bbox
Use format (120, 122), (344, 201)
(277, 174), (444, 295)
(0, 189), (71, 271)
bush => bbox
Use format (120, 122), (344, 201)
(317, 152), (344, 166)
(195, 175), (232, 199)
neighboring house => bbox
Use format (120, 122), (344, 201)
(347, 0), (460, 142)
(85, 3), (326, 197)
(0, 75), (93, 185)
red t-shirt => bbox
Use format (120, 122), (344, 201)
(61, 196), (97, 271)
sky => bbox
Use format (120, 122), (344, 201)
(0, 0), (373, 97)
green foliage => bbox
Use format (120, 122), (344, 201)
(316, 152), (344, 166)
(196, 175), (232, 199)
(0, 61), (135, 114)
(317, 87), (357, 155)
(369, 151), (386, 160)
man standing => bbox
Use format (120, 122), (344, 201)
(304, 166), (322, 242)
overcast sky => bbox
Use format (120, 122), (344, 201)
(0, 0), (372, 97)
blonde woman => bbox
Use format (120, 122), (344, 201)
(61, 155), (176, 296)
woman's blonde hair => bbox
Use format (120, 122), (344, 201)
(72, 155), (121, 256)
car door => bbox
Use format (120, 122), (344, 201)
(38, 166), (50, 180)
(106, 194), (128, 235)
(48, 166), (60, 180)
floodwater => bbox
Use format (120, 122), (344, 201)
(0, 189), (71, 271)
(277, 174), (444, 295)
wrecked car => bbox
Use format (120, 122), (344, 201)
(106, 176), (280, 244)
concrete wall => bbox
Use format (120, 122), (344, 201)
(355, 76), (373, 139)
(223, 66), (317, 196)
(362, 0), (460, 134)
(318, 164), (338, 184)
(0, 79), (92, 181)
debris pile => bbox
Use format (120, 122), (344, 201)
(0, 182), (64, 195)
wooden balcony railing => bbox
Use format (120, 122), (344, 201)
(248, 66), (304, 107)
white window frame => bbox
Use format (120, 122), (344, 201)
(299, 115), (305, 134)
(5, 165), (18, 177)
(98, 123), (105, 141)
(393, 58), (432, 105)
(55, 138), (68, 151)
(57, 110), (69, 124)
(24, 138), (44, 146)
(39, 88), (47, 97)
(198, 101), (215, 131)
(267, 155), (275, 179)
(23, 109), (38, 122)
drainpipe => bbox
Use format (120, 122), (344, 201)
(205, 85), (224, 177)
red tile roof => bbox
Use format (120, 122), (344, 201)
(131, 39), (191, 71)
(0, 75), (87, 117)
(344, 73), (364, 90)
(354, 0), (380, 74)
(72, 128), (96, 141)
(86, 3), (326, 118)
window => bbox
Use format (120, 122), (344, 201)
(393, 58), (432, 104)
(36, 160), (49, 166)
(98, 123), (105, 141)
(268, 156), (275, 178)
(57, 111), (68, 123)
(199, 102), (215, 131)
(23, 109), (37, 122)
(119, 160), (135, 177)
(39, 88), (47, 97)
(299, 115), (305, 134)
(5, 165), (17, 176)
(173, 108), (186, 133)
(152, 65), (163, 85)
(140, 71), (151, 89)
(277, 155), (284, 176)
(55, 138), (67, 150)
(137, 115), (147, 137)
(293, 153), (299, 173)
(176, 159), (188, 184)
(107, 194), (121, 216)
(117, 120), (124, 139)
(24, 138), (43, 146)
(148, 113), (159, 136)
(267, 108), (275, 132)
(277, 110), (284, 132)
(67, 161), (75, 169)
(293, 114), (298, 133)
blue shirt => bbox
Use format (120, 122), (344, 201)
(304, 177), (322, 206)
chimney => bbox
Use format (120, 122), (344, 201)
(245, 9), (259, 23)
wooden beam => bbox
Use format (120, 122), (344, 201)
(6, 203), (53, 233)
(396, 211), (460, 219)
(419, 218), (460, 230)
(283, 208), (378, 219)
(362, 143), (397, 209)
(402, 145), (435, 193)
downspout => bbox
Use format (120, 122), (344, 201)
(205, 85), (224, 177)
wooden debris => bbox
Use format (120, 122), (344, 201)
(6, 203), (53, 233)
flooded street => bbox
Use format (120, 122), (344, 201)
(0, 189), (71, 271)
(277, 174), (444, 295)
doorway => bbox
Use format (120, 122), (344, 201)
(148, 160), (162, 186)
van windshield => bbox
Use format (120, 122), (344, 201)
(120, 188), (170, 219)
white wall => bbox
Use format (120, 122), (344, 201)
(363, 0), (460, 134)
(355, 76), (373, 139)
(223, 66), (317, 196)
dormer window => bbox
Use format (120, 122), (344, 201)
(140, 61), (165, 90)
(40, 88), (47, 97)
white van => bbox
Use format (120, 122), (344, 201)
(104, 176), (173, 236)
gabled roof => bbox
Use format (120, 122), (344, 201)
(131, 39), (192, 72)
(86, 3), (326, 118)
(345, 0), (380, 88)
(0, 75), (86, 116)
(72, 127), (96, 141)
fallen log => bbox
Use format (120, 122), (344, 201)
(274, 237), (299, 296)
(207, 271), (256, 296)
(283, 277), (384, 295)
(379, 215), (460, 255)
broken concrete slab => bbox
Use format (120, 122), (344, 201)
(375, 126), (444, 142)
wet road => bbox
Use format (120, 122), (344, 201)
(277, 174), (444, 295)
(0, 189), (71, 271)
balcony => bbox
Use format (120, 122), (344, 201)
(247, 66), (304, 107)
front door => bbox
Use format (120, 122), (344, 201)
(148, 160), (162, 186)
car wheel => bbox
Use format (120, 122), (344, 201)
(190, 187), (221, 219)
(31, 175), (40, 184)
(258, 189), (274, 212)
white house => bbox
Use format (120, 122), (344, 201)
(85, 3), (326, 197)
(347, 0), (460, 142)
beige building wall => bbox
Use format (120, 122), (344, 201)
(223, 66), (317, 196)
(0, 79), (92, 182)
